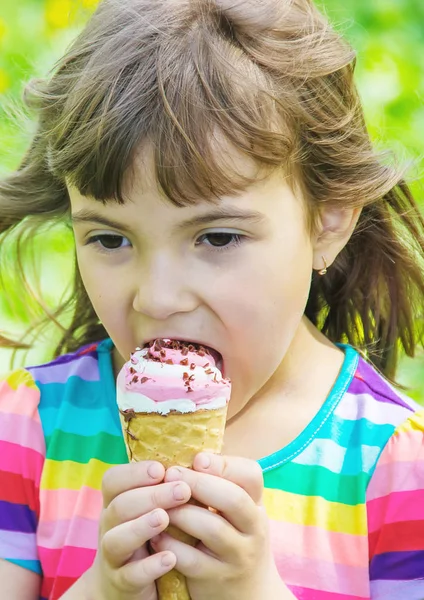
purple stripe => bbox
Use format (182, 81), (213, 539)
(349, 359), (413, 410)
(370, 550), (424, 581)
(28, 354), (100, 384)
(0, 500), (37, 533)
(0, 530), (38, 560)
(370, 579), (424, 600)
(28, 340), (101, 369)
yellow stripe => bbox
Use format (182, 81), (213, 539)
(263, 488), (367, 535)
(1, 369), (38, 391)
(42, 458), (111, 491)
(395, 408), (424, 436)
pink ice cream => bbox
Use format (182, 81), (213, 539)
(116, 339), (231, 415)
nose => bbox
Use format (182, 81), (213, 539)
(132, 252), (197, 320)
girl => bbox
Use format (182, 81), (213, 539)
(1, 0), (424, 598)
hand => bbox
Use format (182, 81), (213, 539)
(150, 454), (291, 600)
(87, 461), (192, 600)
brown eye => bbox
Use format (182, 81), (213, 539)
(87, 234), (131, 250)
(197, 233), (242, 249)
(205, 233), (234, 247)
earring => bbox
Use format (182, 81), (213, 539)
(318, 256), (328, 276)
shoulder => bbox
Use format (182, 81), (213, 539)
(0, 338), (112, 441)
(0, 368), (45, 470)
(0, 368), (42, 426)
(27, 338), (111, 387)
(331, 348), (422, 481)
(337, 349), (421, 437)
(367, 407), (424, 501)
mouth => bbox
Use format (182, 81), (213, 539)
(142, 338), (224, 373)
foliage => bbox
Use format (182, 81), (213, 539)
(0, 0), (423, 397)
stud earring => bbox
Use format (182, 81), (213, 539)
(318, 256), (328, 276)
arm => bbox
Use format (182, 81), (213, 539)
(0, 560), (40, 599)
(367, 409), (424, 599)
(0, 371), (44, 593)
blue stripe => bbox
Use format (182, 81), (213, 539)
(36, 378), (112, 409)
(320, 413), (396, 449)
(40, 405), (121, 437)
(6, 558), (42, 575)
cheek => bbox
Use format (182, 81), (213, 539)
(76, 249), (128, 319)
(224, 248), (311, 366)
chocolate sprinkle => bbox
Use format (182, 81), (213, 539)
(120, 408), (136, 422)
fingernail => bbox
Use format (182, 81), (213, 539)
(173, 483), (187, 501)
(148, 463), (163, 479)
(167, 467), (183, 482)
(161, 552), (174, 567)
(148, 510), (163, 528)
(198, 453), (211, 469)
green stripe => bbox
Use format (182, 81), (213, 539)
(264, 461), (369, 505)
(45, 430), (128, 464)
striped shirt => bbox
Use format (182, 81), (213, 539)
(0, 338), (423, 599)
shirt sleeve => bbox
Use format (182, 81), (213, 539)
(0, 369), (45, 575)
(366, 408), (424, 599)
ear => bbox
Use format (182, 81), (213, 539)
(312, 206), (362, 273)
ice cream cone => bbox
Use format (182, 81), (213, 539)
(116, 339), (231, 600)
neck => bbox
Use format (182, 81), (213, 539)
(223, 318), (345, 460)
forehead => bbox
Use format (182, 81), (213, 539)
(123, 137), (267, 200)
(67, 137), (272, 208)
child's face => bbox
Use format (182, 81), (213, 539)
(69, 152), (316, 418)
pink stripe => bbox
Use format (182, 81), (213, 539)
(38, 545), (96, 578)
(0, 440), (44, 476)
(288, 585), (368, 600)
(269, 519), (368, 568)
(0, 377), (41, 420)
(366, 460), (424, 500)
(367, 489), (424, 531)
(275, 554), (369, 597)
(38, 515), (99, 551)
(40, 487), (103, 521)
(0, 412), (45, 455)
(376, 431), (424, 466)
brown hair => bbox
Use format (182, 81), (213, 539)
(1, 0), (423, 378)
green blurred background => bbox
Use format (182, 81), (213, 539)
(0, 0), (423, 398)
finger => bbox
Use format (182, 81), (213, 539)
(105, 481), (191, 530)
(151, 532), (217, 580)
(102, 508), (170, 568)
(165, 467), (258, 534)
(167, 504), (242, 561)
(102, 461), (165, 507)
(193, 454), (264, 505)
(116, 550), (177, 590)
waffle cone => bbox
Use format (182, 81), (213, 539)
(119, 405), (228, 600)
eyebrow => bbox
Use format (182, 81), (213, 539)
(71, 207), (267, 232)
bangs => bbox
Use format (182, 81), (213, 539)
(42, 4), (295, 206)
